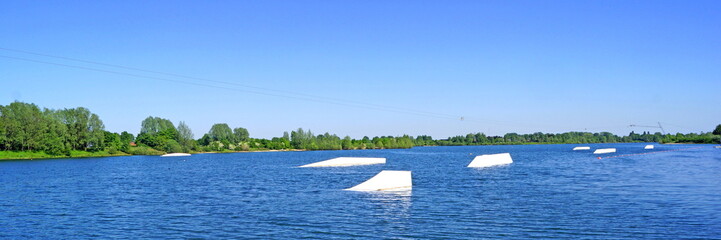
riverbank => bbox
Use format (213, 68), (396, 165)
(0, 150), (131, 161)
(192, 149), (307, 154)
(3, 142), (716, 161)
(0, 148), (312, 160)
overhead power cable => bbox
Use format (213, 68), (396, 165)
(0, 54), (466, 120)
(0, 47), (462, 120)
(0, 47), (601, 130)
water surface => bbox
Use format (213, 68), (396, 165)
(1, 143), (720, 239)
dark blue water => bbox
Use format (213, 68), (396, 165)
(1, 143), (720, 239)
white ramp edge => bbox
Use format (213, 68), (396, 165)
(298, 157), (386, 167)
(573, 146), (591, 150)
(593, 148), (616, 154)
(644, 145), (654, 149)
(467, 153), (513, 168)
(161, 153), (191, 157)
(345, 170), (412, 191)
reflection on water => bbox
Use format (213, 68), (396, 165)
(358, 190), (412, 233)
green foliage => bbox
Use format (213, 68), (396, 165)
(283, 128), (413, 151)
(208, 123), (234, 143)
(176, 121), (195, 151)
(660, 132), (720, 144)
(235, 142), (251, 151)
(163, 139), (183, 153)
(0, 102), (106, 154)
(267, 137), (290, 150)
(125, 146), (165, 155)
(435, 131), (632, 145)
(136, 116), (185, 152)
(233, 127), (249, 142)
(103, 131), (124, 152)
(290, 128), (313, 149)
(140, 116), (176, 134)
(52, 107), (105, 151)
(196, 124), (251, 151)
(0, 102), (48, 151)
(3, 101), (719, 160)
(206, 141), (225, 152)
(120, 131), (134, 143)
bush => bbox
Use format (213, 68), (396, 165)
(163, 139), (183, 153)
(107, 147), (118, 154)
(126, 146), (165, 155)
(234, 142), (250, 151)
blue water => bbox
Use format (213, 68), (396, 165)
(1, 143), (720, 239)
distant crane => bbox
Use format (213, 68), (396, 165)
(629, 122), (666, 135)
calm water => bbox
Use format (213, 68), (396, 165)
(1, 143), (720, 239)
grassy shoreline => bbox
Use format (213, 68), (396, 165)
(0, 150), (131, 161)
(2, 142), (714, 161)
(0, 148), (311, 161)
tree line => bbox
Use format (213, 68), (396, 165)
(424, 131), (691, 146)
(1, 101), (719, 158)
(0, 102), (115, 155)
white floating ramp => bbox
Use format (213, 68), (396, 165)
(298, 157), (386, 167)
(346, 170), (412, 191)
(467, 153), (513, 168)
(593, 148), (616, 154)
(573, 146), (591, 151)
(161, 153), (191, 157)
(644, 145), (654, 149)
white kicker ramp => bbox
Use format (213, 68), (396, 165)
(573, 146), (591, 150)
(345, 170), (412, 191)
(161, 153), (191, 157)
(644, 145), (654, 149)
(298, 157), (386, 167)
(467, 153), (513, 168)
(593, 148), (616, 154)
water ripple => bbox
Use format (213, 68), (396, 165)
(1, 144), (719, 239)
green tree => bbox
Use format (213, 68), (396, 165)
(120, 131), (134, 143)
(208, 123), (233, 144)
(291, 128), (315, 149)
(176, 121), (194, 151)
(163, 139), (183, 153)
(136, 116), (177, 149)
(0, 102), (48, 151)
(103, 131), (123, 154)
(0, 105), (5, 150)
(140, 116), (176, 134)
(713, 124), (721, 135)
(86, 113), (105, 150)
(282, 131), (290, 141)
(233, 127), (250, 142)
(341, 136), (352, 150)
(52, 107), (105, 151)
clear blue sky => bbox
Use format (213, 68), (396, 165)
(1, 1), (719, 139)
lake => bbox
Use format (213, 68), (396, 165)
(1, 143), (720, 239)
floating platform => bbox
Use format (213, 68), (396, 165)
(644, 145), (654, 149)
(161, 153), (191, 157)
(298, 157), (386, 167)
(573, 146), (591, 151)
(346, 170), (412, 191)
(467, 153), (513, 168)
(593, 148), (616, 154)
